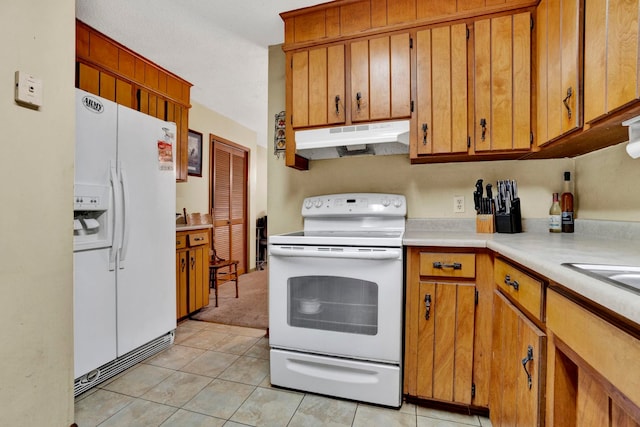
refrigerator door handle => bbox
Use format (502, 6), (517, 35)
(119, 165), (131, 269)
(109, 163), (121, 271)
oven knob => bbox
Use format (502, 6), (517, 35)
(314, 199), (323, 208)
(382, 198), (390, 207)
(304, 199), (313, 209)
(393, 198), (403, 208)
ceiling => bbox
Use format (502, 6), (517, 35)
(76, 0), (323, 147)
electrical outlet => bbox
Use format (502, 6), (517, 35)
(454, 196), (465, 213)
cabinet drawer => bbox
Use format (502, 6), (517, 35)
(419, 253), (476, 278)
(495, 258), (544, 321)
(188, 232), (209, 247)
(176, 233), (187, 249)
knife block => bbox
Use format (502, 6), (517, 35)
(495, 199), (523, 233)
(476, 214), (495, 233)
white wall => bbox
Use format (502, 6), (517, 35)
(177, 101), (268, 269)
(575, 142), (640, 221)
(267, 45), (640, 236)
(0, 1), (75, 425)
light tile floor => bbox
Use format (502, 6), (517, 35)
(75, 320), (493, 427)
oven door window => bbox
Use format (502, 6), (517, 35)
(288, 275), (378, 335)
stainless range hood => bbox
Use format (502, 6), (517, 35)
(295, 120), (410, 160)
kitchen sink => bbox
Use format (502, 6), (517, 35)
(563, 263), (640, 295)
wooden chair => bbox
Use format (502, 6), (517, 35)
(209, 248), (239, 307)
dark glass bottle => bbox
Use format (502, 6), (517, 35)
(561, 172), (574, 233)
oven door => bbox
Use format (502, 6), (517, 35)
(268, 244), (403, 364)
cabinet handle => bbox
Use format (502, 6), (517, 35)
(180, 258), (186, 272)
(424, 294), (432, 320)
(521, 345), (534, 390)
(356, 92), (362, 111)
(190, 256), (196, 270)
(422, 123), (429, 145)
(432, 261), (462, 270)
(193, 237), (203, 242)
(563, 87), (573, 119)
(480, 118), (487, 141)
(335, 95), (341, 116)
(504, 274), (520, 291)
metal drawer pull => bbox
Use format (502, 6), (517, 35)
(521, 345), (534, 390)
(504, 274), (520, 290)
(480, 118), (487, 141)
(335, 95), (341, 116)
(193, 237), (204, 241)
(432, 261), (462, 270)
(422, 123), (429, 145)
(563, 87), (573, 119)
(424, 294), (432, 320)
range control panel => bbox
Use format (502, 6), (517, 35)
(302, 193), (406, 217)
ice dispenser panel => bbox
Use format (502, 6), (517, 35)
(73, 184), (112, 251)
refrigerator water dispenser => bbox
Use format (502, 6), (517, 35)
(73, 183), (111, 251)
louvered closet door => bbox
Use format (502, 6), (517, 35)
(212, 140), (248, 275)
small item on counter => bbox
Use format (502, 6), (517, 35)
(474, 178), (495, 233)
(549, 192), (561, 233)
(561, 171), (575, 233)
(494, 179), (522, 233)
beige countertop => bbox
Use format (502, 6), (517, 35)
(404, 219), (640, 326)
(176, 224), (213, 231)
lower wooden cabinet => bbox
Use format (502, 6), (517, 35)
(546, 288), (640, 427)
(176, 228), (210, 319)
(413, 281), (476, 404)
(490, 290), (546, 427)
(405, 248), (494, 408)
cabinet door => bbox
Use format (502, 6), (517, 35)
(291, 45), (346, 128)
(416, 282), (476, 404)
(474, 13), (531, 152)
(415, 24), (468, 156)
(584, 0), (640, 124)
(176, 250), (188, 318)
(188, 245), (208, 312)
(490, 291), (545, 427)
(536, 0), (582, 146)
(350, 33), (411, 122)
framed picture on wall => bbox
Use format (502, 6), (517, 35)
(187, 130), (203, 177)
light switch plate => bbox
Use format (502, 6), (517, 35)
(15, 71), (43, 108)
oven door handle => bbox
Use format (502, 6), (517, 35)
(269, 246), (402, 260)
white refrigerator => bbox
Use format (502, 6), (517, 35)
(73, 89), (176, 386)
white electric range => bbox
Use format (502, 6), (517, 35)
(268, 193), (406, 407)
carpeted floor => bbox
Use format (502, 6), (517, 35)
(190, 268), (268, 329)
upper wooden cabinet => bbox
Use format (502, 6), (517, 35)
(290, 32), (412, 127)
(528, 0), (640, 158)
(473, 12), (532, 153)
(350, 33), (412, 122)
(282, 0), (640, 167)
(75, 20), (192, 182)
(281, 0), (538, 45)
(535, 0), (582, 146)
(583, 0), (640, 124)
(414, 23), (469, 156)
(291, 44), (346, 128)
